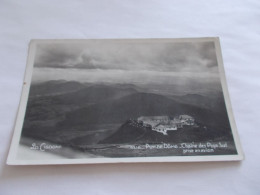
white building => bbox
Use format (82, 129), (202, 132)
(152, 124), (177, 135)
(137, 115), (195, 135)
(179, 115), (195, 125)
(170, 118), (183, 128)
(137, 116), (169, 123)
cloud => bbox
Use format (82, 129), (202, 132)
(34, 40), (218, 73)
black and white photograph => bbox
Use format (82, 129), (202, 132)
(3, 1), (260, 194)
(7, 38), (243, 164)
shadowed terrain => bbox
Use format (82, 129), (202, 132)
(21, 80), (236, 157)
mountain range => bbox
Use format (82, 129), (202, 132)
(22, 80), (234, 147)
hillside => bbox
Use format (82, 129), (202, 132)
(29, 80), (86, 97)
(22, 81), (233, 148)
(59, 92), (230, 129)
(170, 93), (226, 112)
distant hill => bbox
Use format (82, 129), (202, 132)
(51, 84), (138, 105)
(24, 83), (138, 121)
(29, 80), (85, 97)
(59, 92), (229, 127)
(170, 93), (226, 112)
(57, 91), (232, 145)
(22, 81), (233, 148)
(100, 120), (234, 144)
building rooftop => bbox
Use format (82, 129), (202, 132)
(179, 115), (193, 119)
(138, 116), (169, 121)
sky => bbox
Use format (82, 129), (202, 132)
(31, 39), (222, 94)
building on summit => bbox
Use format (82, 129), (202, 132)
(137, 115), (195, 135)
(179, 115), (195, 125)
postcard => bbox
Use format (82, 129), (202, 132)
(7, 38), (243, 165)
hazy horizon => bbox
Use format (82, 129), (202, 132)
(31, 40), (222, 95)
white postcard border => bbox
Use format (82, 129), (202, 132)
(7, 37), (244, 165)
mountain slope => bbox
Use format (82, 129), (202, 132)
(22, 82), (233, 148)
(59, 92), (229, 127)
(24, 83), (138, 122)
(170, 93), (226, 112)
(50, 84), (138, 105)
(29, 80), (85, 97)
